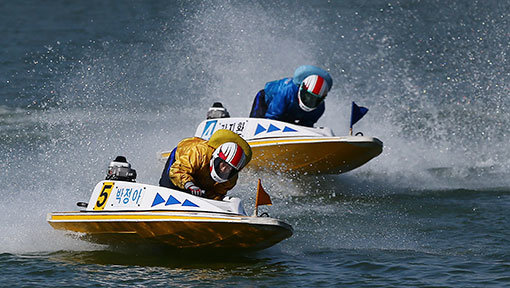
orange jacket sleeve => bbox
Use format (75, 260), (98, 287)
(169, 138), (209, 190)
(207, 174), (238, 200)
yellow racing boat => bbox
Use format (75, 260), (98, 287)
(161, 117), (382, 174)
(48, 179), (292, 250)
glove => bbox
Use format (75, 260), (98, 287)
(184, 182), (205, 197)
(188, 185), (205, 196)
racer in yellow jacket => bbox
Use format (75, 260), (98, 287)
(159, 129), (252, 200)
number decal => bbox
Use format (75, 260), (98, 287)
(201, 120), (217, 139)
(94, 182), (114, 210)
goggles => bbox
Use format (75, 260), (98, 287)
(299, 86), (326, 109)
(213, 158), (238, 181)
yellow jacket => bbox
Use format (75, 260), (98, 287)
(169, 137), (237, 200)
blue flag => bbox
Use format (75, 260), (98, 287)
(350, 102), (369, 128)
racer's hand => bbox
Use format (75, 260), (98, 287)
(188, 185), (205, 196)
(185, 182), (205, 197)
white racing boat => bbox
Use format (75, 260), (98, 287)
(161, 116), (383, 175)
(47, 178), (293, 250)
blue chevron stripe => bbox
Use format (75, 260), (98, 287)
(255, 124), (266, 135)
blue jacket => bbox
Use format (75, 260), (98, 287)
(263, 77), (325, 127)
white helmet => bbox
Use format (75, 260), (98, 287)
(298, 75), (329, 112)
(210, 142), (247, 183)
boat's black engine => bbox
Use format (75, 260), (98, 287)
(105, 156), (137, 182)
(206, 102), (230, 119)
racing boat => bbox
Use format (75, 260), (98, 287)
(161, 116), (383, 175)
(47, 174), (292, 250)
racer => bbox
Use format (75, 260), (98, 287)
(249, 65), (333, 127)
(159, 129), (252, 200)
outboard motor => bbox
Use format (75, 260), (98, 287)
(206, 102), (230, 119)
(106, 156), (137, 182)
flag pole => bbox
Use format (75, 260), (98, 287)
(349, 101), (354, 136)
(252, 179), (261, 217)
(252, 179), (272, 217)
(350, 102), (369, 136)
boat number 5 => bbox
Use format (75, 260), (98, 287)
(94, 182), (114, 210)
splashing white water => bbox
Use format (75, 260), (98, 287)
(1, 0), (508, 254)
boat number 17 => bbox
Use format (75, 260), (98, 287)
(94, 182), (114, 210)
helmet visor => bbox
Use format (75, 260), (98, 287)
(299, 88), (324, 109)
(213, 158), (238, 181)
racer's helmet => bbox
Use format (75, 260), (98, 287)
(210, 142), (247, 183)
(298, 75), (329, 112)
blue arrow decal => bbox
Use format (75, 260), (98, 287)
(267, 124), (280, 133)
(255, 124), (266, 135)
(165, 195), (181, 206)
(151, 193), (166, 207)
(182, 199), (199, 207)
(283, 126), (297, 132)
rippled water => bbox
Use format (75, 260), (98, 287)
(1, 0), (509, 286)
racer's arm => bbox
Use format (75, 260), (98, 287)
(169, 146), (204, 190)
(298, 102), (325, 127)
(264, 79), (294, 120)
(207, 174), (238, 200)
(265, 97), (288, 120)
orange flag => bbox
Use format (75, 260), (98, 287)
(255, 179), (272, 207)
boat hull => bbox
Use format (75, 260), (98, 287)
(247, 136), (383, 174)
(182, 117), (384, 175)
(48, 211), (293, 250)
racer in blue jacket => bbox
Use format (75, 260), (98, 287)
(249, 65), (333, 127)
